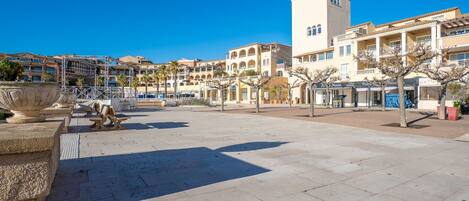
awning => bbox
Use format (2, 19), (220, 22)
(356, 86), (414, 92)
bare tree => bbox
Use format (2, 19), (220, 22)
(239, 73), (271, 113)
(364, 76), (394, 111)
(356, 44), (436, 127)
(418, 53), (469, 120)
(206, 70), (235, 112)
(323, 76), (341, 108)
(289, 66), (338, 117)
(285, 79), (302, 108)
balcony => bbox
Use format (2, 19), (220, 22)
(356, 68), (381, 76)
(443, 34), (469, 51)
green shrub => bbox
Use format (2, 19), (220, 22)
(179, 98), (210, 106)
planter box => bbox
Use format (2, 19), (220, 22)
(0, 120), (63, 201)
(448, 107), (459, 121)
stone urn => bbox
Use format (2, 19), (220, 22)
(55, 91), (76, 108)
(0, 82), (60, 124)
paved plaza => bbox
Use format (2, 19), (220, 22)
(49, 108), (469, 201)
(221, 106), (469, 139)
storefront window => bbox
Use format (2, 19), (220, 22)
(419, 87), (440, 100)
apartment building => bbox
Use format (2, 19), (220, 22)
(0, 53), (62, 82)
(132, 58), (225, 98)
(225, 43), (292, 103)
(226, 43), (292, 77)
(291, 0), (469, 110)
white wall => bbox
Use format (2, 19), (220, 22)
(292, 0), (350, 57)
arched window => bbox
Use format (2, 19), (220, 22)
(307, 27), (312, 36)
(248, 60), (256, 68)
(230, 52), (238, 59)
(231, 63), (238, 71)
(239, 50), (247, 58)
(312, 26), (317, 36)
(248, 48), (256, 56)
(317, 24), (322, 34)
(239, 62), (247, 69)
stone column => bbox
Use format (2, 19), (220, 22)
(401, 32), (407, 65)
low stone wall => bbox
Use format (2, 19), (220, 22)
(0, 120), (64, 201)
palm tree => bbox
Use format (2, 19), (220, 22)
(117, 74), (128, 98)
(158, 65), (170, 99)
(169, 61), (179, 99)
(141, 72), (152, 98)
(152, 71), (161, 98)
(130, 77), (139, 98)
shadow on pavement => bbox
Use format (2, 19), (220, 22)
(146, 122), (189, 129)
(48, 146), (271, 201)
(70, 122), (190, 133)
(216, 141), (288, 152)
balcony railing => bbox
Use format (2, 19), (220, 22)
(356, 68), (379, 75)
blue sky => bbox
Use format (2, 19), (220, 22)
(1, 0), (468, 63)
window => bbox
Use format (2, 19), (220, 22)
(331, 0), (341, 6)
(318, 53), (325, 61)
(346, 45), (352, 56)
(447, 27), (469, 36)
(450, 52), (469, 65)
(339, 46), (345, 57)
(311, 55), (317, 62)
(317, 24), (322, 34)
(340, 64), (349, 79)
(277, 71), (283, 77)
(32, 76), (41, 82)
(326, 51), (334, 60)
(419, 87), (441, 100)
(416, 35), (431, 46)
(277, 59), (284, 64)
(312, 26), (317, 36)
(389, 40), (401, 49)
(307, 27), (312, 36)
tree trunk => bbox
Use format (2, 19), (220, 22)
(256, 87), (260, 113)
(288, 86), (292, 108)
(367, 87), (371, 109)
(174, 74), (178, 99)
(397, 77), (407, 128)
(122, 86), (125, 98)
(309, 83), (315, 117)
(220, 89), (225, 112)
(164, 78), (168, 99)
(438, 84), (448, 120)
(156, 82), (160, 98)
(381, 85), (386, 111)
(326, 87), (330, 108)
(145, 84), (148, 99)
(134, 88), (137, 99)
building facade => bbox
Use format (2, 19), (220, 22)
(291, 1), (469, 110)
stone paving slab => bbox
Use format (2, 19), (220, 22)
(48, 109), (469, 201)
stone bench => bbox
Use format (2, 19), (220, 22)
(0, 120), (64, 201)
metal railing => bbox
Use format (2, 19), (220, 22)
(65, 86), (136, 100)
